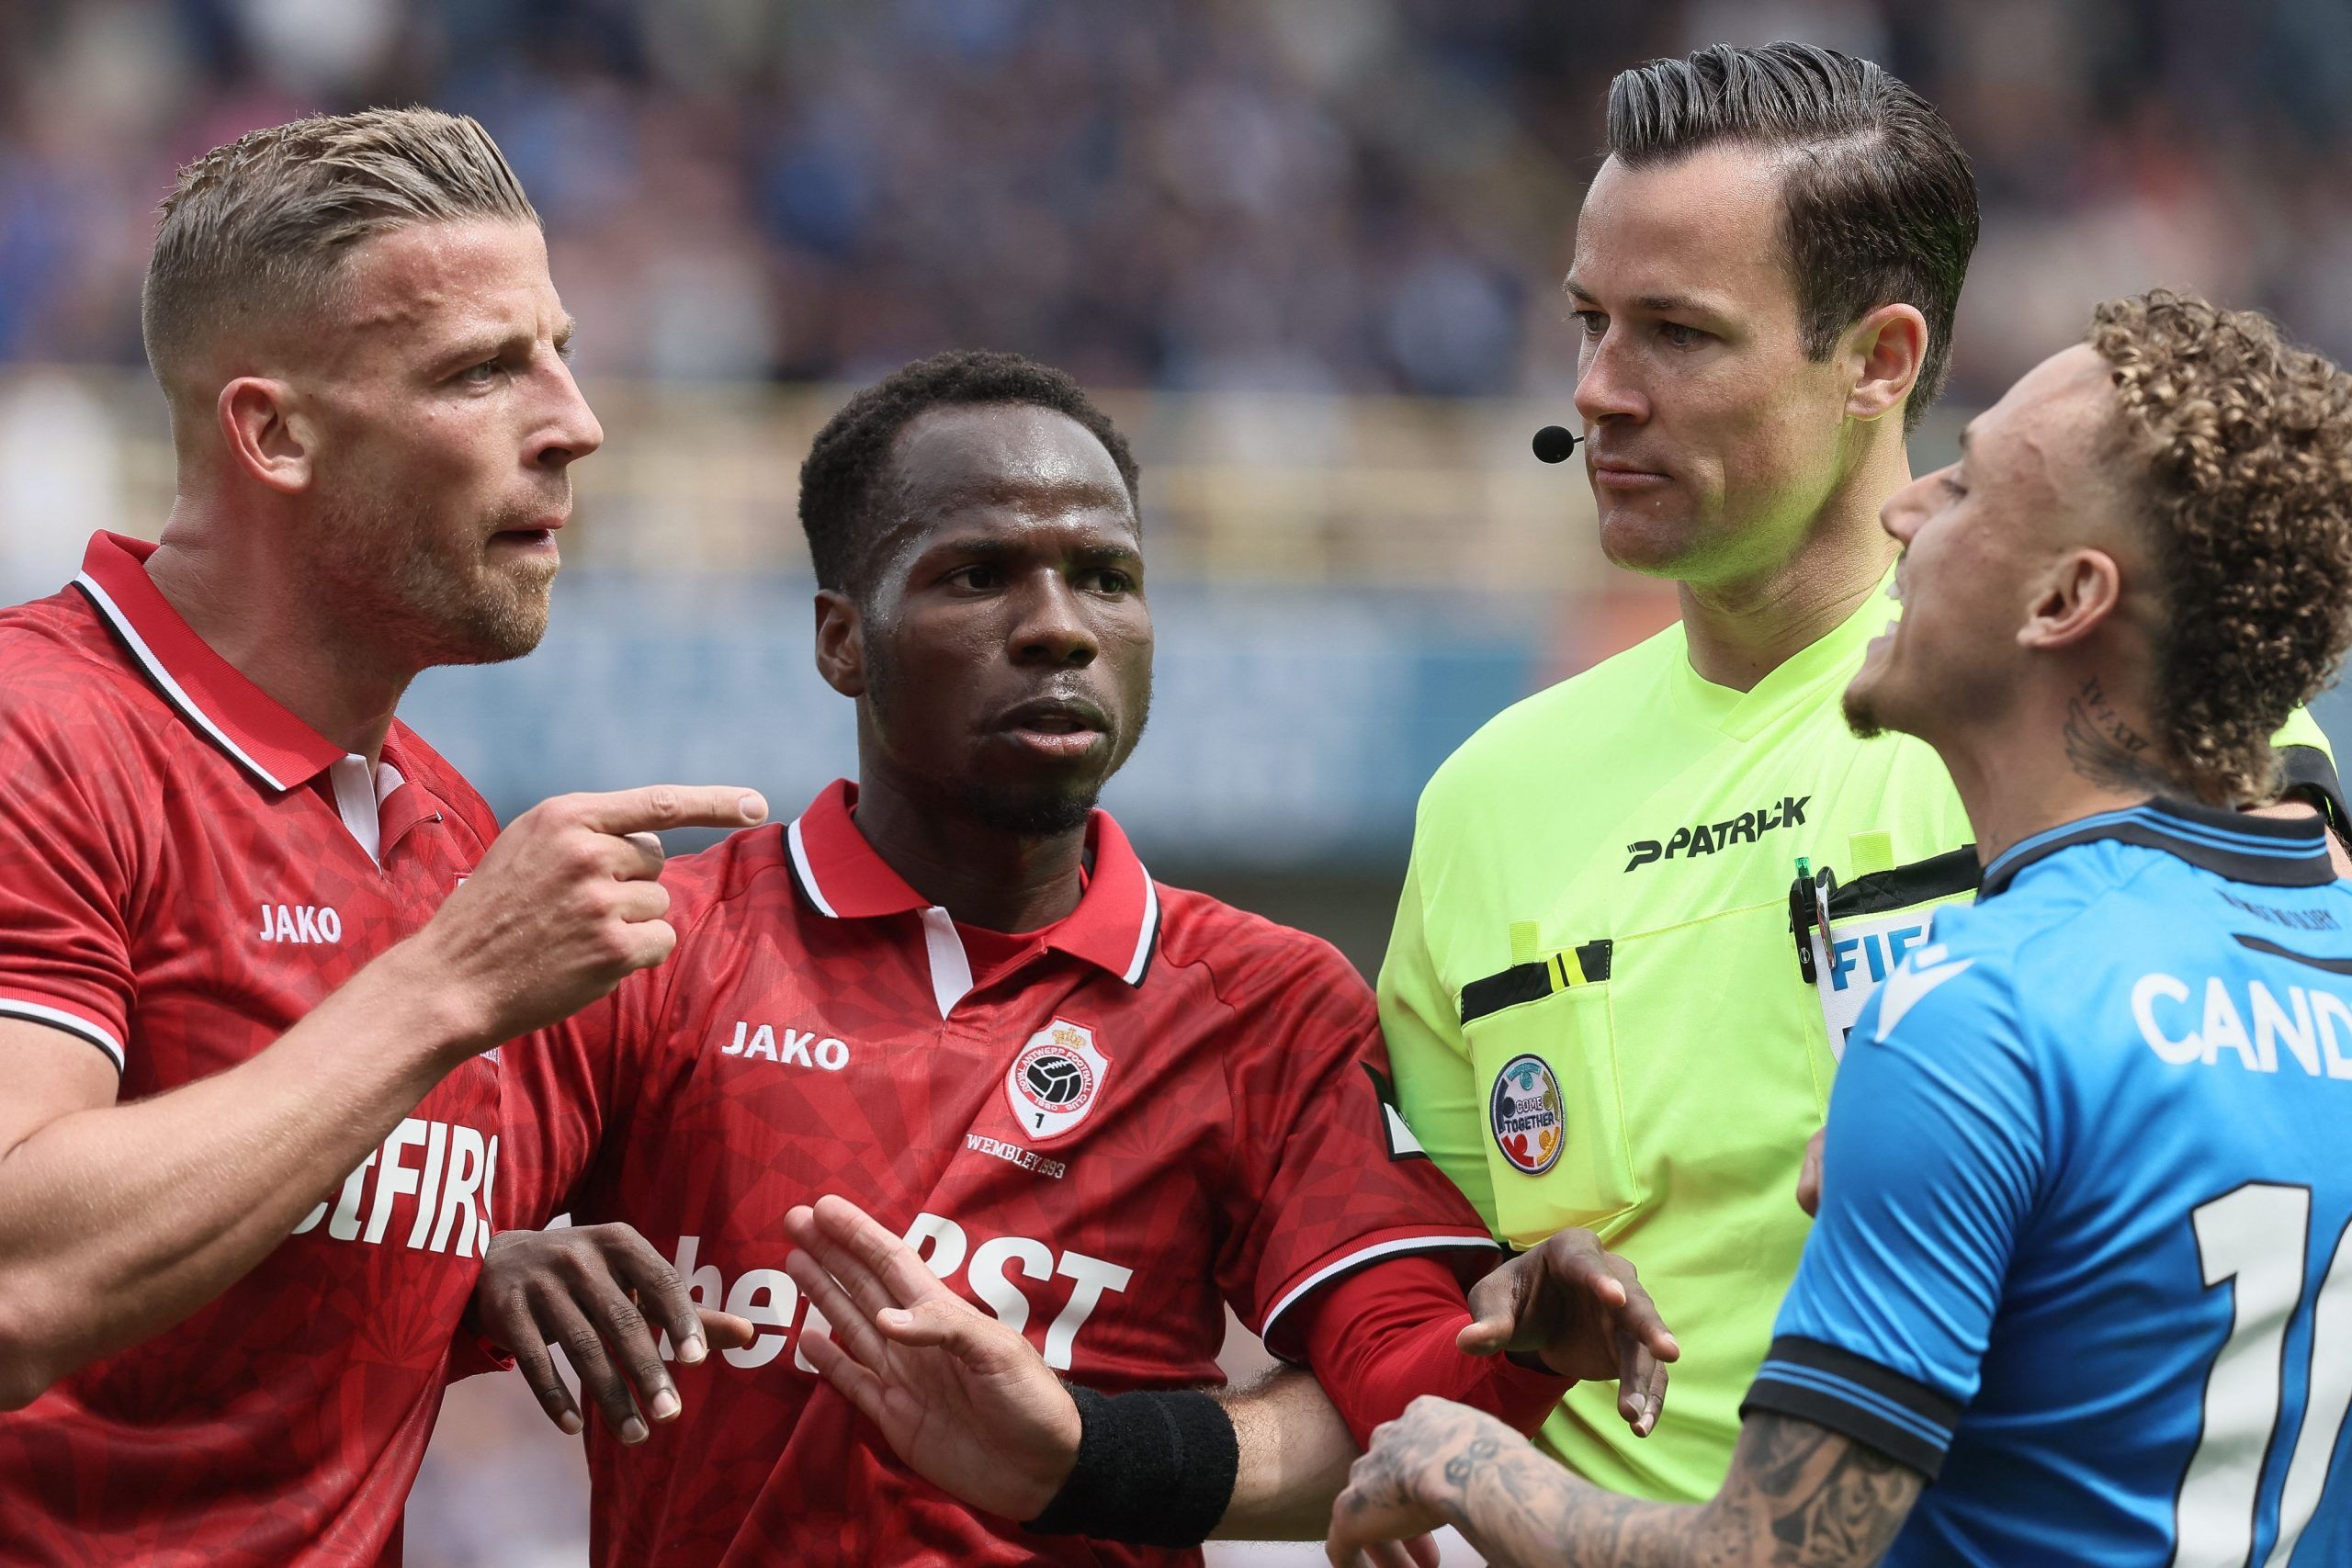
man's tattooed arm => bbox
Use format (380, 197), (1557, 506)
(1342, 1403), (1920, 1568)
(2062, 675), (2171, 795)
(1719, 1414), (1922, 1567)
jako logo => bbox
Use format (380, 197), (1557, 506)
(722, 1021), (851, 1070)
(258, 903), (342, 943)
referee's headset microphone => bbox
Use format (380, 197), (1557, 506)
(1532, 424), (1584, 464)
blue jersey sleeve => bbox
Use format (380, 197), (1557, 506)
(1743, 942), (2048, 1477)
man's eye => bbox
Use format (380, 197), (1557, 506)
(1659, 321), (1707, 348)
(1086, 570), (1135, 594)
(459, 360), (503, 385)
(1571, 310), (1605, 339)
(951, 565), (1002, 590)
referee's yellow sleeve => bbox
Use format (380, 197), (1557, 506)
(1377, 837), (1497, 1228)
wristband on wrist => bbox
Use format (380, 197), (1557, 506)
(1023, 1385), (1239, 1548)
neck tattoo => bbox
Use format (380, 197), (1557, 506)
(2062, 675), (2172, 794)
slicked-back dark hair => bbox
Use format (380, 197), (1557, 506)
(797, 349), (1141, 596)
(1606, 41), (1978, 433)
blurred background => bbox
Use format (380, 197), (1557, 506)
(5, 0), (2350, 1562)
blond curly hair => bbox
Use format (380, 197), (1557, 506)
(2088, 289), (2352, 802)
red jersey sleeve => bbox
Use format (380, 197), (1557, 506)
(1211, 931), (1499, 1360)
(1296, 1253), (1570, 1446)
(0, 691), (140, 1071)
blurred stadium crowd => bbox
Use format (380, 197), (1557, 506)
(9, 4), (2352, 1564)
(8, 0), (2352, 405)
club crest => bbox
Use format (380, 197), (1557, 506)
(1489, 1053), (1565, 1175)
(1006, 1018), (1110, 1144)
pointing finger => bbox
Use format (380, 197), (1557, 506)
(572, 785), (769, 838)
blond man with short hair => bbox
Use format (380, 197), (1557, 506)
(0, 108), (762, 1562)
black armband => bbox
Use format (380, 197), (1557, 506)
(1023, 1385), (1239, 1549)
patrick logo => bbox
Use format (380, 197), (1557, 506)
(1005, 1018), (1110, 1145)
(1489, 1054), (1565, 1176)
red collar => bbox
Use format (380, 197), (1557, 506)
(784, 779), (1161, 987)
(74, 531), (349, 793)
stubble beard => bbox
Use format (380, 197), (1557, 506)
(319, 489), (556, 669)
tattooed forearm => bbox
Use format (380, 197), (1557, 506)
(1441, 1415), (1917, 1568)
(1441, 1438), (1672, 1568)
(1341, 1403), (1917, 1568)
(2063, 675), (2171, 794)
(1726, 1415), (1922, 1567)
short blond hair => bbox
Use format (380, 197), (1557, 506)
(141, 107), (537, 381)
(2090, 289), (2352, 801)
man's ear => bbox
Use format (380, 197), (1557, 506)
(217, 378), (312, 493)
(814, 588), (867, 698)
(2018, 547), (2123, 650)
(1844, 303), (1928, 426)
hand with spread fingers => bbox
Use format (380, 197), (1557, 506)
(781, 1194), (1083, 1522)
(1457, 1227), (1679, 1437)
(473, 1222), (755, 1445)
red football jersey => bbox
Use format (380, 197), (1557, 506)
(0, 533), (503, 1566)
(501, 779), (1502, 1567)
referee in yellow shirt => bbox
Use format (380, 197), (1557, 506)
(1382, 40), (2346, 1505)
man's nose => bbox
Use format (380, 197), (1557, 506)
(1010, 577), (1098, 666)
(1573, 330), (1647, 427)
(1881, 471), (1938, 544)
(532, 357), (604, 470)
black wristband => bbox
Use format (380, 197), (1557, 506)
(1023, 1385), (1239, 1549)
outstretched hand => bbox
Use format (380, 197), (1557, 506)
(474, 1222), (756, 1443)
(783, 1194), (1082, 1521)
(1457, 1228), (1679, 1436)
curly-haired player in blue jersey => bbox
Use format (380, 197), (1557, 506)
(1327, 289), (2352, 1567)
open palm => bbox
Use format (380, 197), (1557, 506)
(783, 1195), (1082, 1521)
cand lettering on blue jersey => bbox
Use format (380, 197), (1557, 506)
(2129, 972), (2352, 1078)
